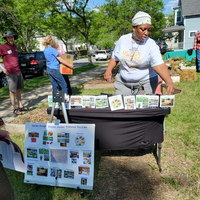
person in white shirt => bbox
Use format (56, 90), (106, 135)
(104, 11), (175, 95)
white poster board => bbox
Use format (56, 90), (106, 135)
(24, 122), (95, 190)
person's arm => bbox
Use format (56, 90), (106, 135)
(104, 58), (119, 83)
(0, 63), (9, 75)
(153, 63), (175, 95)
(56, 56), (73, 69)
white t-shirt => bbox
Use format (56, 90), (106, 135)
(112, 33), (164, 82)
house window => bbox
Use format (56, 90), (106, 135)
(177, 11), (181, 22)
(189, 31), (197, 38)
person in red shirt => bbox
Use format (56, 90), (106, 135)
(193, 30), (200, 72)
(0, 31), (28, 115)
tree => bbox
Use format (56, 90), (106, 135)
(0, 0), (45, 52)
(90, 0), (166, 48)
(42, 12), (80, 51)
(41, 0), (94, 64)
(163, 11), (175, 40)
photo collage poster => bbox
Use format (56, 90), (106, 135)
(24, 122), (95, 190)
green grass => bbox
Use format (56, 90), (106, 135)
(4, 72), (200, 199)
(0, 63), (107, 101)
(164, 72), (200, 198)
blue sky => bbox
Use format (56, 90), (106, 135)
(87, 0), (178, 15)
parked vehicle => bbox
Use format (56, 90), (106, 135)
(66, 51), (78, 60)
(107, 49), (113, 54)
(95, 50), (112, 61)
(18, 51), (47, 78)
(155, 40), (168, 55)
(0, 63), (8, 87)
(92, 51), (98, 57)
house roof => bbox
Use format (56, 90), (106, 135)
(181, 0), (200, 16)
(162, 25), (185, 33)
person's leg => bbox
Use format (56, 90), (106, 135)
(196, 49), (200, 72)
(16, 89), (23, 108)
(6, 74), (24, 114)
(62, 74), (72, 95)
(9, 91), (17, 110)
(0, 161), (15, 200)
(47, 68), (68, 94)
(16, 73), (28, 111)
(114, 74), (135, 95)
(6, 74), (17, 110)
(47, 68), (60, 91)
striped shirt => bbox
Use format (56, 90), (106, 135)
(193, 31), (200, 50)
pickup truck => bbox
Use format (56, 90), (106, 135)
(18, 51), (47, 78)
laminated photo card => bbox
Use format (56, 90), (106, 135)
(82, 96), (95, 108)
(48, 95), (59, 108)
(108, 95), (124, 111)
(70, 95), (83, 108)
(136, 95), (149, 109)
(124, 95), (136, 110)
(148, 95), (159, 108)
(160, 95), (175, 108)
(95, 95), (109, 109)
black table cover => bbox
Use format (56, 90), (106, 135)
(47, 107), (170, 150)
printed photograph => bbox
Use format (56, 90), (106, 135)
(57, 169), (62, 178)
(71, 158), (77, 164)
(81, 178), (88, 185)
(70, 151), (79, 158)
(160, 95), (175, 107)
(51, 149), (68, 163)
(37, 167), (48, 177)
(78, 166), (90, 175)
(27, 148), (37, 159)
(64, 170), (74, 179)
(75, 134), (85, 146)
(83, 157), (91, 165)
(50, 168), (56, 177)
(83, 151), (91, 157)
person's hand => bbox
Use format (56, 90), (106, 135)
(0, 130), (11, 144)
(2, 68), (9, 75)
(69, 65), (73, 69)
(165, 82), (175, 95)
(104, 70), (112, 83)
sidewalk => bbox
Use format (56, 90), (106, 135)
(0, 64), (108, 123)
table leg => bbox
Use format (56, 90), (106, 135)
(153, 143), (162, 173)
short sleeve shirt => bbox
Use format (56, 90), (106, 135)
(44, 47), (59, 70)
(112, 33), (164, 82)
(0, 43), (21, 74)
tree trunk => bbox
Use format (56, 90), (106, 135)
(85, 35), (92, 64)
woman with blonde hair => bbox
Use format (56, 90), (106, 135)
(43, 35), (73, 94)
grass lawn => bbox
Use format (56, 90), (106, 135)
(5, 72), (200, 199)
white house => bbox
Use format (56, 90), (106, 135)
(162, 0), (200, 50)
